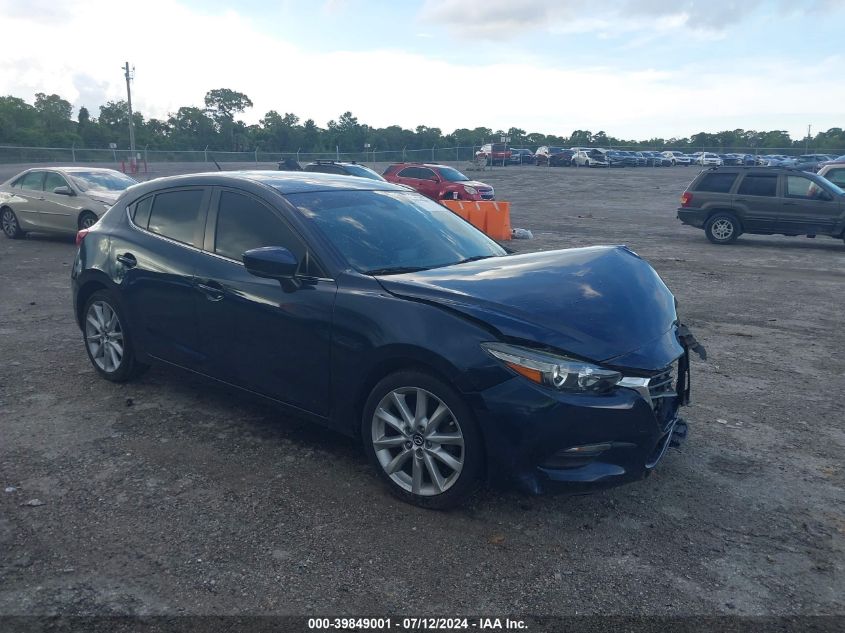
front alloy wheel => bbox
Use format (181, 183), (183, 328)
(363, 371), (483, 509)
(1, 208), (24, 239)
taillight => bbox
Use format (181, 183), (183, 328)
(75, 229), (89, 246)
(680, 192), (693, 207)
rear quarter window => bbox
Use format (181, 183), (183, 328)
(695, 172), (738, 193)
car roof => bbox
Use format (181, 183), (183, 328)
(387, 162), (454, 170)
(128, 170), (405, 195)
(18, 166), (123, 174)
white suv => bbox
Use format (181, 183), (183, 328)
(661, 151), (691, 166)
(694, 152), (723, 166)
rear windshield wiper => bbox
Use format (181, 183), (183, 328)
(364, 266), (430, 276)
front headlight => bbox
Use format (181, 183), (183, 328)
(463, 185), (478, 195)
(482, 342), (622, 393)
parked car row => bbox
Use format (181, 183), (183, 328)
(476, 143), (845, 171)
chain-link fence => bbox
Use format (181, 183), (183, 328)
(1, 144), (843, 169)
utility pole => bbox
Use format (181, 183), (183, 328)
(124, 62), (136, 170)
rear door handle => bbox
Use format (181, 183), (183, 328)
(196, 279), (225, 301)
(116, 253), (137, 268)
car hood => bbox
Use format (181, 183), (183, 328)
(376, 246), (682, 371)
(458, 180), (492, 190)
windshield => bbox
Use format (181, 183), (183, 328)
(344, 164), (385, 181)
(289, 190), (506, 274)
(70, 171), (136, 192)
(437, 166), (470, 182)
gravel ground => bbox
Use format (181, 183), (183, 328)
(0, 163), (843, 619)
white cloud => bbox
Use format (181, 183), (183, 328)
(0, 0), (842, 141)
(419, 0), (845, 38)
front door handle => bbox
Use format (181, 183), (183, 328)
(116, 253), (137, 268)
(196, 280), (225, 301)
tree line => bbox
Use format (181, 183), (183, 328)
(1, 89), (843, 154)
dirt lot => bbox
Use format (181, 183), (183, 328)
(0, 163), (843, 619)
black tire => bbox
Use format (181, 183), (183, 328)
(705, 212), (741, 245)
(1, 207), (25, 239)
(78, 210), (98, 230)
(82, 289), (148, 382)
(361, 370), (484, 510)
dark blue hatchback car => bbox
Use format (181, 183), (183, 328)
(72, 171), (700, 508)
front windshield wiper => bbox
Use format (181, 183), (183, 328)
(364, 266), (431, 276)
(453, 255), (496, 265)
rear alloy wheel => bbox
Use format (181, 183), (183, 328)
(705, 213), (741, 244)
(82, 290), (146, 382)
(78, 211), (98, 230)
(362, 370), (483, 509)
(1, 207), (24, 239)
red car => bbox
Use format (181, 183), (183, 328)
(382, 163), (495, 201)
(475, 143), (512, 166)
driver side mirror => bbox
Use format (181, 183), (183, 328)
(817, 190), (833, 202)
(53, 186), (74, 196)
(243, 246), (300, 292)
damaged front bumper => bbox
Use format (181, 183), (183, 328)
(474, 325), (704, 496)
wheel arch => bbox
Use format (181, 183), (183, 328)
(77, 208), (99, 229)
(353, 357), (453, 436)
(74, 274), (112, 329)
(706, 207), (743, 231)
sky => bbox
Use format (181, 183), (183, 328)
(0, 0), (843, 140)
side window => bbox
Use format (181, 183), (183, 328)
(737, 175), (777, 197)
(147, 189), (205, 246)
(417, 168), (437, 181)
(214, 191), (323, 277)
(44, 172), (69, 192)
(19, 172), (45, 191)
(823, 168), (845, 187)
(397, 167), (422, 179)
(132, 196), (153, 227)
(785, 176), (822, 199)
(695, 173), (737, 193)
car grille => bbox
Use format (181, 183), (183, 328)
(480, 191), (494, 200)
(649, 362), (679, 433)
(647, 364), (676, 402)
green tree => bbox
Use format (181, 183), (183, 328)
(34, 93), (72, 134)
(0, 96), (39, 143)
(168, 106), (217, 149)
(203, 88), (253, 150)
